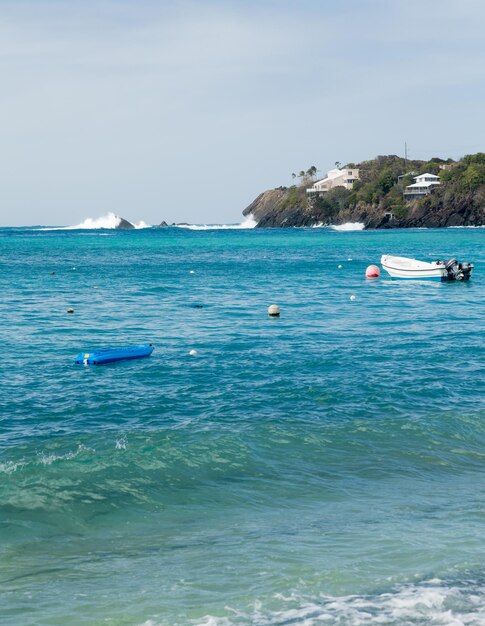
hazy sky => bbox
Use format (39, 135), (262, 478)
(1, 0), (485, 226)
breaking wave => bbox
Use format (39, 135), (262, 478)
(326, 222), (365, 231)
(448, 224), (485, 229)
(153, 578), (485, 626)
(39, 213), (151, 230)
(66, 212), (123, 229)
(174, 216), (257, 230)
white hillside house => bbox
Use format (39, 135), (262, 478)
(403, 173), (440, 200)
(307, 168), (360, 195)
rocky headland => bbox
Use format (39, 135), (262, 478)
(242, 154), (485, 229)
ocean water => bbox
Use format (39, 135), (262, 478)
(0, 225), (484, 626)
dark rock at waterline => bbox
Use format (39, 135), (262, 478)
(159, 221), (168, 227)
(116, 217), (135, 229)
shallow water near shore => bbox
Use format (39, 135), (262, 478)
(1, 226), (484, 625)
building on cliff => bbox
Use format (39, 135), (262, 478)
(403, 173), (440, 200)
(306, 167), (360, 196)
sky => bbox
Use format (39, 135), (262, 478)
(1, 0), (485, 226)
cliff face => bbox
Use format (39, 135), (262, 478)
(400, 187), (485, 228)
(243, 187), (324, 227)
(243, 188), (289, 223)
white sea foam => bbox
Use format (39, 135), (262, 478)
(312, 221), (365, 231)
(0, 444), (94, 473)
(39, 212), (151, 230)
(67, 212), (122, 229)
(115, 436), (128, 450)
(37, 443), (93, 465)
(160, 580), (485, 626)
(448, 224), (485, 229)
(133, 220), (151, 229)
(0, 460), (26, 474)
(174, 216), (257, 230)
(329, 222), (365, 231)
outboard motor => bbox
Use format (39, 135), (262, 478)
(458, 261), (474, 280)
(444, 258), (474, 281)
(445, 258), (464, 280)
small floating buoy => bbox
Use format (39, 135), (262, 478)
(67, 308), (74, 314)
(347, 258), (353, 261)
(350, 295), (357, 301)
(366, 265), (380, 278)
(189, 270), (195, 274)
(268, 304), (280, 317)
(189, 349), (198, 356)
(338, 265), (343, 269)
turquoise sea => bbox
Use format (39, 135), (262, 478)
(1, 225), (484, 625)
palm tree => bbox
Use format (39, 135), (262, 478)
(307, 165), (317, 179)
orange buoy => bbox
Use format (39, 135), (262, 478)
(366, 264), (380, 278)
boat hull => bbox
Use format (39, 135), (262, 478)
(380, 255), (447, 280)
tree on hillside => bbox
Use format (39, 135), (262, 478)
(462, 164), (485, 189)
(377, 168), (395, 195)
(463, 153), (485, 165)
(306, 165), (317, 179)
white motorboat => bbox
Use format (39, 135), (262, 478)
(381, 255), (473, 281)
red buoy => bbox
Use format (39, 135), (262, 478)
(366, 264), (380, 278)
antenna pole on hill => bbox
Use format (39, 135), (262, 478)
(404, 142), (408, 170)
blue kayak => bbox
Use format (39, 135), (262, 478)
(74, 344), (154, 365)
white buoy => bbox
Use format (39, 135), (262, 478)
(350, 295), (357, 301)
(268, 304), (280, 317)
(189, 270), (195, 274)
(189, 349), (198, 356)
(67, 307), (74, 313)
(338, 265), (343, 269)
(347, 258), (353, 261)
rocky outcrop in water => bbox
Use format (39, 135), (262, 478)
(116, 217), (135, 229)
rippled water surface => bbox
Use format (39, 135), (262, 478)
(1, 226), (484, 625)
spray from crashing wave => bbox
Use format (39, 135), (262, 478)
(69, 212), (124, 229)
(39, 212), (151, 230)
(68, 213), (150, 229)
(174, 216), (257, 230)
(312, 222), (365, 231)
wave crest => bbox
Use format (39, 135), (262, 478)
(175, 216), (257, 230)
(39, 213), (152, 230)
(312, 222), (365, 231)
(174, 579), (485, 626)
